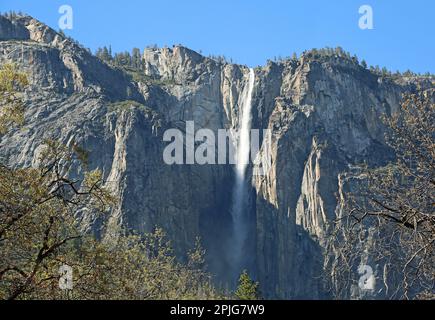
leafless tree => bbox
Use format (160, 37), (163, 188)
(327, 89), (434, 300)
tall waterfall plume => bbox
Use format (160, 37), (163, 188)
(230, 68), (255, 281)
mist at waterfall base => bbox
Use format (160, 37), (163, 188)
(228, 68), (256, 284)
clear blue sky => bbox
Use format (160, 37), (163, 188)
(1, 0), (434, 73)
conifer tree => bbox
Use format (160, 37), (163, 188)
(234, 270), (261, 300)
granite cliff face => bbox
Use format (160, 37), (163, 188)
(1, 14), (432, 298)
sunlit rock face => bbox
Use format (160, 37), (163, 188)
(1, 14), (431, 299)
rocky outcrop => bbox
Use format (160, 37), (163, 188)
(1, 14), (432, 299)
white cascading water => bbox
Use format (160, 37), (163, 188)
(230, 68), (255, 279)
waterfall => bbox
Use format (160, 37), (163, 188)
(230, 68), (255, 280)
(236, 68), (255, 179)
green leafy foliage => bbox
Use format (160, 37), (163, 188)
(0, 64), (28, 134)
(234, 270), (261, 300)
